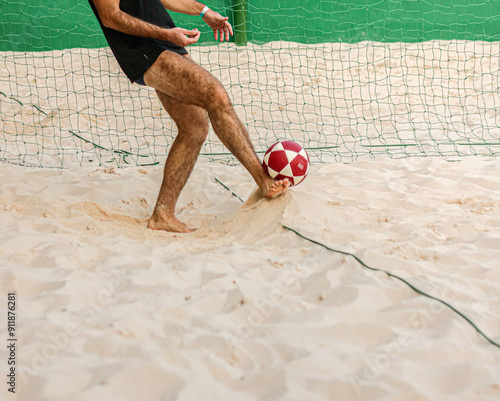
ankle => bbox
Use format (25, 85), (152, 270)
(153, 204), (175, 218)
(252, 166), (270, 187)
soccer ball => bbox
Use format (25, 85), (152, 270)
(262, 141), (310, 186)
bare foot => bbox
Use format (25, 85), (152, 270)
(147, 209), (194, 233)
(260, 177), (290, 198)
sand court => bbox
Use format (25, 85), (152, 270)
(1, 155), (499, 400)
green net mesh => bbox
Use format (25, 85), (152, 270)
(1, 0), (499, 167)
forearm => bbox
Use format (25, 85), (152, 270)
(160, 0), (206, 15)
(102, 9), (171, 41)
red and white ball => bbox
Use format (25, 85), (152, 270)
(262, 141), (310, 186)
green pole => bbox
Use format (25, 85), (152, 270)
(232, 0), (248, 46)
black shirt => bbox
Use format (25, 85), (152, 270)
(88, 0), (187, 82)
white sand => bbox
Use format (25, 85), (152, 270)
(1, 156), (500, 400)
(1, 39), (500, 400)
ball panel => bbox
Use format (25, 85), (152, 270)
(263, 161), (270, 176)
(266, 166), (280, 179)
(279, 163), (294, 178)
(274, 173), (291, 182)
(263, 150), (271, 167)
(272, 142), (285, 152)
(268, 150), (289, 172)
(293, 175), (306, 185)
(267, 142), (280, 153)
(289, 154), (308, 176)
(281, 140), (303, 153)
(284, 149), (300, 163)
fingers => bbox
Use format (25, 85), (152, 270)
(205, 13), (233, 42)
(182, 28), (200, 46)
(187, 31), (200, 45)
(212, 22), (233, 42)
(219, 20), (232, 42)
(179, 28), (195, 36)
(185, 28), (200, 38)
(222, 21), (233, 42)
(225, 20), (234, 37)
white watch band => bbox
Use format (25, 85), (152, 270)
(200, 6), (210, 17)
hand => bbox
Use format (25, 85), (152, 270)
(202, 10), (233, 42)
(166, 27), (201, 47)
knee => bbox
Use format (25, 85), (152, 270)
(196, 109), (210, 132)
(178, 109), (209, 145)
(205, 82), (232, 113)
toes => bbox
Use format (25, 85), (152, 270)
(265, 180), (290, 198)
(275, 178), (290, 188)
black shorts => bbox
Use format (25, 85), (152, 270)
(110, 41), (188, 84)
(88, 0), (188, 83)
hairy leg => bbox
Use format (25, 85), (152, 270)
(144, 51), (289, 199)
(147, 86), (209, 233)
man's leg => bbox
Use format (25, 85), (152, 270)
(147, 88), (209, 232)
(143, 51), (289, 200)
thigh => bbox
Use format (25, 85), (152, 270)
(143, 51), (222, 109)
(155, 87), (208, 133)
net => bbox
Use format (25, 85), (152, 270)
(1, 0), (499, 168)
